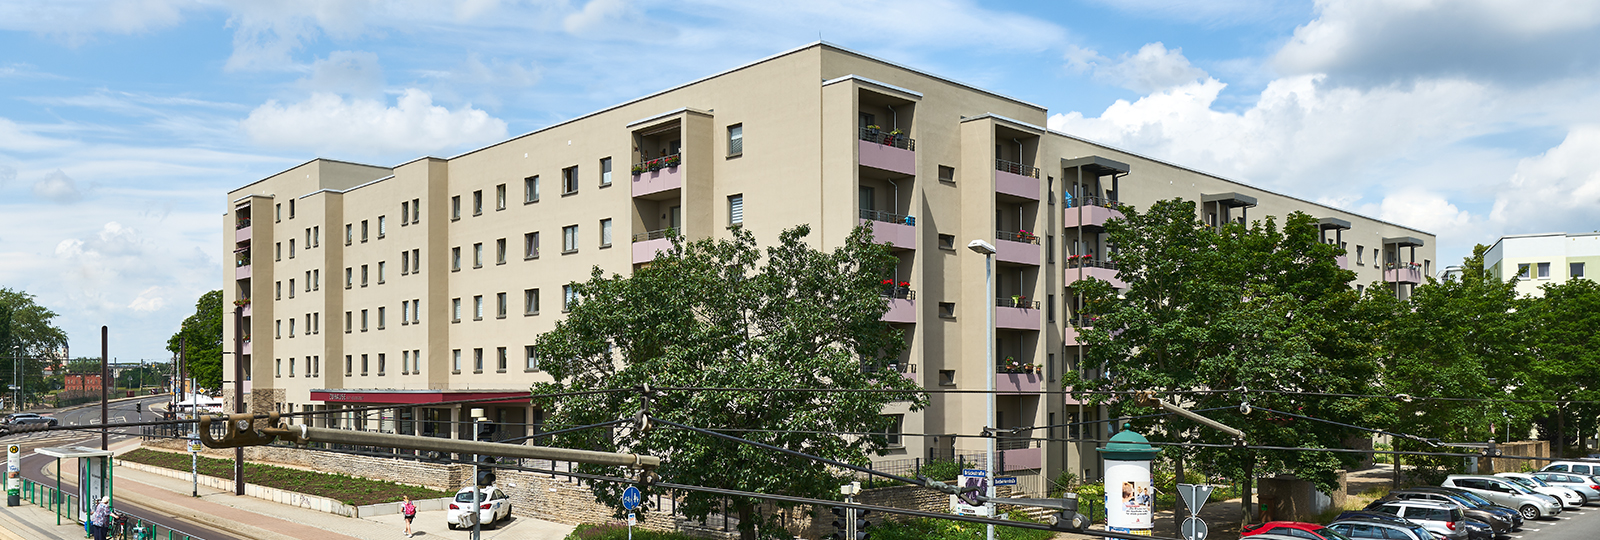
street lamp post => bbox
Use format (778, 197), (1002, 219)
(967, 239), (997, 540)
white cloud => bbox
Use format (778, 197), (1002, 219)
(1374, 191), (1472, 234)
(563, 0), (652, 37)
(1084, 0), (1307, 24)
(0, 117), (77, 152)
(1490, 126), (1600, 234)
(1066, 42), (1208, 94)
(0, 164), (15, 188)
(223, 0), (381, 72)
(33, 169), (87, 203)
(240, 89), (508, 157)
(0, 0), (187, 44)
(128, 286), (167, 312)
(299, 50), (385, 96)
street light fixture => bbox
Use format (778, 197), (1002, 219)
(966, 239), (997, 540)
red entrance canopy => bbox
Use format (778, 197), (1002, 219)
(310, 390), (529, 405)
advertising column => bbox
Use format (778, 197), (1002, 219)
(1097, 423), (1160, 536)
(6, 444), (19, 506)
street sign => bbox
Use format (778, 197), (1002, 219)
(187, 438), (202, 454)
(1177, 484), (1214, 515)
(1181, 517), (1208, 540)
(628, 513), (637, 526)
(622, 486), (642, 510)
(994, 477), (1018, 486)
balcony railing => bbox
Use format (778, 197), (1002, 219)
(1385, 262), (1422, 271)
(996, 159), (1040, 178)
(997, 436), (1036, 451)
(861, 208), (915, 225)
(631, 153), (682, 175)
(997, 297), (1040, 309)
(1067, 315), (1099, 327)
(996, 230), (1039, 244)
(1066, 257), (1116, 269)
(633, 228), (675, 242)
(1066, 195), (1118, 209)
(881, 287), (916, 300)
(858, 127), (915, 151)
(236, 217), (251, 230)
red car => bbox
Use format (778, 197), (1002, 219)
(1244, 521), (1354, 540)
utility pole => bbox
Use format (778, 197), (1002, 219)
(471, 408), (485, 540)
(233, 305), (245, 495)
(100, 326), (108, 450)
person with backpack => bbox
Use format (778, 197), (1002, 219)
(402, 495), (417, 537)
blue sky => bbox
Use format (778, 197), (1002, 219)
(2, 0), (1598, 362)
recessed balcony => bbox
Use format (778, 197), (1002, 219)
(881, 288), (916, 324)
(994, 159), (1040, 201)
(242, 338), (252, 355)
(1065, 258), (1126, 289)
(999, 443), (1042, 471)
(861, 209), (916, 250)
(632, 229), (674, 265)
(995, 230), (1040, 266)
(997, 372), (1041, 394)
(1063, 198), (1124, 230)
(1385, 263), (1422, 284)
(631, 154), (682, 198)
(996, 297), (1040, 331)
(858, 127), (915, 176)
(235, 219), (252, 243)
(234, 250), (251, 280)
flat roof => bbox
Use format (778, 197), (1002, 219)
(1384, 236), (1427, 247)
(1202, 192), (1258, 207)
(1061, 156), (1130, 176)
(36, 446), (114, 459)
(1319, 217), (1352, 230)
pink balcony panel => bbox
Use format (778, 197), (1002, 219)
(235, 264), (251, 280)
(862, 219), (916, 250)
(236, 225), (251, 243)
(1336, 255), (1349, 270)
(995, 171), (1040, 201)
(1064, 325), (1083, 346)
(996, 306), (1040, 331)
(1384, 267), (1422, 284)
(242, 303), (253, 318)
(858, 140), (916, 176)
(1062, 206), (1124, 229)
(882, 298), (916, 324)
(1002, 447), (1042, 471)
(242, 340), (252, 355)
(632, 238), (673, 264)
(631, 166), (682, 198)
(1065, 266), (1126, 289)
(1063, 389), (1084, 406)
(995, 239), (1039, 266)
(998, 373), (1041, 394)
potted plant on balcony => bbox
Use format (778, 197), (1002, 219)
(233, 298), (250, 308)
(665, 154), (681, 168)
(1000, 357), (1025, 374)
(631, 163), (645, 175)
(1011, 294), (1026, 307)
(865, 124), (881, 139)
(881, 279), (897, 297)
(897, 281), (910, 298)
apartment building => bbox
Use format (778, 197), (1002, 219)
(223, 42), (1435, 493)
(1484, 232), (1600, 296)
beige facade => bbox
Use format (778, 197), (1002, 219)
(224, 43), (1435, 493)
(1484, 232), (1600, 297)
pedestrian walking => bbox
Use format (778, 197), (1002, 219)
(91, 496), (111, 540)
(402, 495), (417, 537)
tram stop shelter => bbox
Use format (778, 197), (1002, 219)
(35, 445), (115, 526)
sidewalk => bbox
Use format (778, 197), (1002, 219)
(10, 438), (576, 540)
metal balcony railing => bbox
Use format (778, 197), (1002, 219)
(996, 297), (1040, 309)
(631, 153), (682, 174)
(1066, 258), (1117, 270)
(1385, 262), (1422, 271)
(996, 159), (1040, 178)
(859, 127), (915, 151)
(1066, 195), (1119, 209)
(632, 228), (675, 242)
(881, 287), (916, 300)
(997, 436), (1036, 451)
(236, 217), (251, 229)
(996, 230), (1039, 244)
(860, 208), (915, 225)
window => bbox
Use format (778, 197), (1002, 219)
(378, 261), (386, 283)
(563, 285), (577, 312)
(306, 228), (312, 247)
(346, 355), (353, 376)
(473, 190), (483, 215)
(345, 311), (352, 333)
(496, 292), (507, 319)
(410, 299), (420, 323)
(275, 319), (281, 339)
(524, 176), (539, 203)
(402, 350), (411, 374)
(451, 195), (461, 220)
(1356, 284), (1365, 295)
(1373, 248), (1379, 266)
(275, 203), (281, 222)
(361, 309), (369, 331)
(276, 281), (281, 299)
(1047, 177), (1055, 204)
(288, 199), (294, 218)
(473, 295), (484, 320)
(344, 224), (352, 245)
(727, 124), (743, 156)
(452, 247), (461, 271)
(525, 232), (540, 259)
(729, 194), (744, 225)
(1424, 260), (1430, 275)
(938, 165), (955, 184)
(938, 302), (956, 318)
(600, 157), (613, 186)
(313, 269), (319, 290)
(1047, 294), (1055, 322)
(377, 306), (386, 329)
(1538, 262), (1551, 278)
(402, 251), (410, 275)
(473, 348), (484, 372)
(1356, 245), (1365, 265)
(313, 312), (319, 333)
(452, 350), (461, 373)
(497, 238), (507, 264)
(525, 346), (539, 371)
(497, 347), (508, 372)
(361, 354), (369, 376)
(563, 225), (578, 253)
(377, 353), (385, 376)
(288, 278), (295, 298)
(378, 216), (386, 237)
(411, 199), (419, 224)
(289, 239), (295, 258)
(881, 414), (903, 446)
(562, 166), (578, 194)
(288, 318), (295, 337)
(360, 265), (369, 287)
(524, 288), (539, 315)
(401, 201), (410, 224)
(276, 359), (281, 377)
(410, 349), (420, 372)
(1517, 263), (1530, 279)
(939, 369), (956, 386)
(452, 298), (461, 322)
(1047, 235), (1055, 263)
(275, 242), (281, 261)
(411, 249), (420, 273)
(600, 219), (612, 247)
(473, 243), (483, 268)
(938, 234), (956, 250)
(305, 271), (311, 291)
(1573, 262), (1586, 278)
(496, 184), (506, 210)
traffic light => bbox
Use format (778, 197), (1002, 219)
(475, 420), (498, 486)
(823, 506), (847, 540)
(854, 508), (872, 540)
(135, 403), (142, 413)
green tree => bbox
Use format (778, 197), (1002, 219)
(1525, 277), (1600, 456)
(167, 290), (224, 390)
(532, 225), (925, 540)
(1066, 199), (1376, 526)
(0, 288), (69, 407)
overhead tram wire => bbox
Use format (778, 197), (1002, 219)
(649, 385), (1600, 405)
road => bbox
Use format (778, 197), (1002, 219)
(1506, 503), (1599, 540)
(7, 395), (246, 540)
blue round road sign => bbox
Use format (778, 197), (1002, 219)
(622, 486), (642, 510)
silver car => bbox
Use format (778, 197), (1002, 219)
(1367, 500), (1470, 540)
(1540, 461), (1599, 476)
(1441, 475), (1562, 519)
(1327, 519), (1437, 540)
(1496, 472), (1584, 508)
(1531, 471), (1600, 503)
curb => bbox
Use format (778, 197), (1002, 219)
(49, 463), (292, 540)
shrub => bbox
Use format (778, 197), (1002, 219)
(566, 523), (704, 540)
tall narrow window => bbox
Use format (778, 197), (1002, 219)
(497, 347), (508, 372)
(378, 353), (385, 376)
(313, 269), (319, 290)
(411, 198), (419, 223)
(497, 238), (507, 264)
(345, 311), (352, 333)
(401, 300), (410, 325)
(563, 166), (578, 194)
(361, 354), (368, 376)
(473, 348), (484, 372)
(361, 309), (368, 331)
(473, 295), (484, 320)
(599, 219), (612, 247)
(452, 298), (461, 322)
(452, 350), (461, 373)
(525, 346), (539, 371)
(600, 157), (613, 186)
(411, 299), (420, 323)
(345, 224), (353, 245)
(524, 288), (539, 315)
(378, 306), (386, 329)
(496, 184), (507, 210)
(289, 239), (295, 258)
(496, 292), (507, 318)
(402, 251), (410, 274)
(563, 285), (577, 312)
(451, 195), (461, 220)
(473, 242), (483, 268)
(727, 124), (743, 156)
(1046, 235), (1055, 263)
(378, 261), (386, 283)
(473, 190), (483, 215)
(525, 232), (540, 259)
(411, 248), (420, 273)
(361, 220), (369, 242)
(361, 265), (368, 287)
(401, 201), (410, 224)
(452, 247), (461, 271)
(288, 279), (295, 298)
(402, 351), (411, 374)
(525, 176), (539, 203)
(288, 199), (294, 218)
(729, 194), (744, 225)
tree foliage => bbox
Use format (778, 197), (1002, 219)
(532, 225), (924, 540)
(0, 288), (69, 404)
(1524, 276), (1600, 452)
(167, 290), (224, 390)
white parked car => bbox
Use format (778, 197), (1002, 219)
(1496, 473), (1584, 508)
(446, 486), (512, 529)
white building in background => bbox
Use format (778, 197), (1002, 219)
(1484, 232), (1600, 296)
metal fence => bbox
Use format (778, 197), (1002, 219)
(858, 127), (915, 151)
(20, 478), (213, 540)
(996, 159), (1040, 178)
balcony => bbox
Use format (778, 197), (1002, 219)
(858, 128), (916, 176)
(999, 442), (1042, 471)
(234, 250), (251, 280)
(1065, 258), (1126, 289)
(1336, 255), (1349, 270)
(861, 209), (916, 250)
(881, 288), (916, 324)
(631, 154), (682, 198)
(242, 338), (252, 355)
(1385, 263), (1423, 284)
(994, 159), (1040, 201)
(1064, 324), (1085, 346)
(239, 301), (253, 318)
(1062, 197), (1124, 230)
(997, 372), (1041, 394)
(235, 221), (252, 243)
(995, 230), (1040, 266)
(632, 229), (674, 264)
(996, 297), (1040, 331)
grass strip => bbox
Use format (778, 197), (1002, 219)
(119, 448), (449, 506)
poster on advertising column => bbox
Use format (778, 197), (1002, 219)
(1105, 458), (1154, 534)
